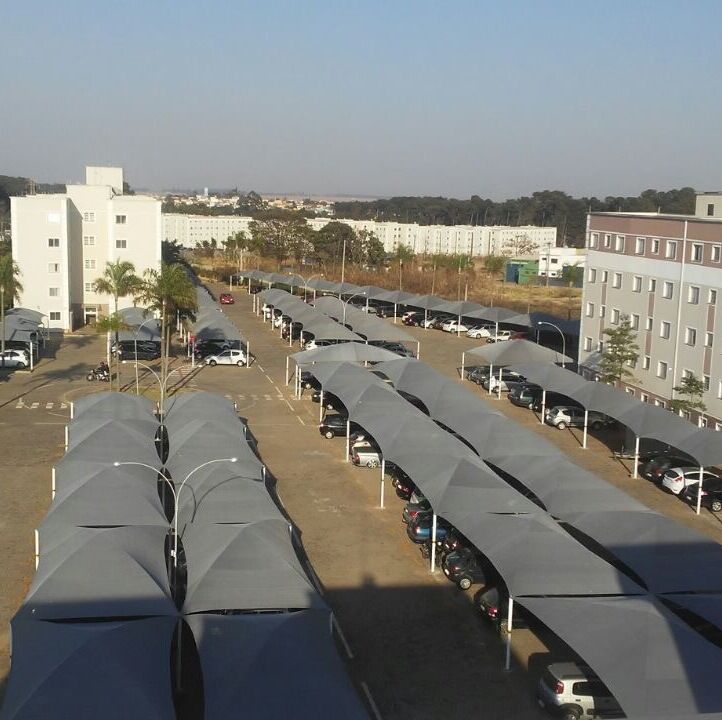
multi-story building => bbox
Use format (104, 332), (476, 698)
(11, 166), (161, 330)
(163, 213), (253, 247)
(538, 247), (587, 278)
(579, 195), (722, 427)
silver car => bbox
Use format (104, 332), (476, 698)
(205, 348), (248, 367)
(0, 349), (30, 369)
(351, 441), (382, 468)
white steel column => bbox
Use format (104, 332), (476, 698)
(632, 436), (640, 478)
(461, 352), (465, 380)
(582, 410), (589, 449)
(345, 420), (350, 463)
(285, 357), (290, 385)
(319, 391), (324, 422)
(696, 467), (705, 515)
(540, 389), (546, 424)
(380, 459), (386, 509)
(488, 363), (494, 395)
(504, 597), (514, 670)
(430, 513), (437, 573)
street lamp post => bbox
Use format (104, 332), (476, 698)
(342, 292), (366, 325)
(537, 321), (567, 367)
(122, 360), (184, 416)
(287, 272), (325, 301)
(132, 318), (160, 395)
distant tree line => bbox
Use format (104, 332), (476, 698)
(332, 188), (697, 246)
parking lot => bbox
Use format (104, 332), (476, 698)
(2, 284), (722, 717)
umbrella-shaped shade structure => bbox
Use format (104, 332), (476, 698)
(182, 519), (324, 614)
(432, 299), (486, 317)
(1, 617), (176, 720)
(292, 342), (401, 367)
(188, 612), (369, 720)
(306, 361), (394, 414)
(72, 391), (157, 421)
(67, 416), (160, 452)
(403, 294), (448, 312)
(465, 338), (573, 366)
(17, 526), (176, 620)
(61, 422), (161, 467)
(374, 289), (416, 305)
(5, 307), (45, 323)
(164, 391), (238, 425)
(117, 306), (155, 327)
(518, 595), (722, 718)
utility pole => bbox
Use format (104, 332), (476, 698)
(340, 236), (347, 284)
(431, 261), (437, 295)
(398, 258), (403, 291)
(545, 243), (552, 288)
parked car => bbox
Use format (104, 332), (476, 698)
(304, 338), (342, 351)
(300, 370), (320, 390)
(402, 312), (423, 326)
(441, 548), (487, 590)
(351, 441), (382, 468)
(466, 366), (492, 385)
(194, 340), (233, 359)
(681, 478), (722, 512)
(372, 341), (415, 358)
(426, 315), (450, 330)
(0, 349), (30, 369)
(508, 383), (543, 409)
(531, 392), (581, 414)
(544, 406), (613, 430)
(406, 514), (452, 543)
(466, 325), (493, 339)
(282, 323), (303, 341)
(482, 370), (527, 393)
(219, 293), (234, 305)
(486, 330), (524, 343)
(441, 529), (470, 555)
(536, 663), (623, 720)
(115, 340), (161, 360)
(639, 452), (695, 483)
(392, 473), (416, 500)
(318, 413), (357, 439)
(477, 584), (529, 629)
(402, 498), (432, 524)
(311, 390), (342, 411)
(662, 467), (722, 495)
(442, 319), (471, 333)
(205, 348), (248, 367)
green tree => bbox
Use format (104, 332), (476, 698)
(390, 243), (414, 263)
(223, 231), (249, 271)
(561, 263), (584, 286)
(312, 221), (359, 267)
(249, 218), (309, 267)
(134, 263), (197, 401)
(93, 260), (141, 359)
(95, 312), (129, 390)
(0, 254), (23, 366)
(484, 254), (506, 275)
(359, 229), (386, 267)
(670, 374), (707, 416)
(598, 316), (639, 386)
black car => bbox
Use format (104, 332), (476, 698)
(402, 498), (432, 524)
(300, 370), (320, 390)
(319, 413), (359, 439)
(311, 390), (343, 411)
(441, 548), (487, 590)
(406, 513), (452, 544)
(640, 452), (696, 483)
(531, 392), (582, 414)
(372, 341), (415, 358)
(466, 366), (491, 385)
(282, 323), (302, 341)
(441, 529), (470, 555)
(477, 585), (529, 629)
(681, 479), (722, 513)
(115, 340), (161, 360)
(391, 473), (416, 501)
(193, 340), (233, 359)
(402, 312), (424, 326)
(508, 383), (543, 409)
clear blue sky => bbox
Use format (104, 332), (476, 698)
(2, 0), (720, 199)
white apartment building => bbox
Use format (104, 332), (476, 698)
(11, 167), (161, 330)
(163, 214), (253, 247)
(538, 247), (587, 278)
(307, 218), (556, 258)
(579, 195), (722, 427)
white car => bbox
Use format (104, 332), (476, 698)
(662, 467), (720, 495)
(466, 325), (492, 339)
(487, 330), (514, 343)
(351, 441), (382, 468)
(0, 349), (30, 369)
(205, 348), (248, 367)
(442, 320), (470, 333)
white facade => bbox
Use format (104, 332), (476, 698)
(11, 167), (161, 330)
(163, 214), (253, 247)
(307, 218), (556, 258)
(538, 247), (587, 278)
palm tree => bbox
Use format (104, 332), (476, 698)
(0, 254), (24, 367)
(93, 260), (140, 316)
(95, 313), (129, 390)
(134, 263), (197, 404)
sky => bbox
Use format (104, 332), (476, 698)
(1, 0), (721, 200)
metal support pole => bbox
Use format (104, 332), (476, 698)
(64, 425), (68, 451)
(319, 390), (324, 422)
(461, 352), (465, 380)
(424, 309), (428, 329)
(697, 466), (705, 515)
(380, 459), (386, 509)
(504, 597), (514, 671)
(540, 389), (546, 424)
(70, 402), (74, 420)
(416, 341), (420, 360)
(393, 303), (398, 323)
(497, 366), (502, 399)
(430, 513), (437, 573)
(633, 436), (640, 478)
(345, 419), (350, 463)
(51, 467), (56, 499)
(35, 529), (39, 569)
(457, 314), (462, 337)
(582, 410), (588, 449)
(30, 341), (34, 371)
(289, 327), (293, 347)
(246, 341), (250, 368)
(285, 356), (290, 385)
(488, 363), (494, 394)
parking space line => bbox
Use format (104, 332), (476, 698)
(361, 682), (383, 720)
(332, 615), (354, 659)
(284, 399), (294, 412)
(297, 416), (305, 426)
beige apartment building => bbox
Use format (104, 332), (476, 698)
(579, 194), (722, 428)
(11, 167), (161, 330)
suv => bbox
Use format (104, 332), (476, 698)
(681, 478), (722, 512)
(319, 414), (358, 439)
(639, 452), (695, 483)
(441, 548), (487, 590)
(545, 406), (612, 430)
(662, 467), (721, 495)
(536, 663), (623, 719)
(371, 341), (415, 358)
(508, 383), (543, 409)
(205, 348), (248, 367)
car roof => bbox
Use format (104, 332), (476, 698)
(546, 662), (595, 680)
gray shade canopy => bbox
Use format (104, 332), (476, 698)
(61, 422), (161, 467)
(5, 307), (45, 323)
(18, 526), (175, 620)
(664, 594), (722, 632)
(403, 294), (448, 311)
(0, 617), (176, 720)
(67, 416), (160, 451)
(164, 391), (238, 424)
(466, 338), (573, 366)
(374, 289), (416, 304)
(519, 595), (722, 718)
(188, 612), (369, 720)
(182, 520), (324, 614)
(292, 341), (401, 366)
(72, 391), (157, 421)
(433, 299), (486, 317)
(117, 306), (155, 326)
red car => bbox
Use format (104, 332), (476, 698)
(219, 293), (234, 305)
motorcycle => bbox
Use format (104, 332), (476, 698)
(86, 367), (110, 382)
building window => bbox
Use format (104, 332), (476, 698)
(632, 276), (642, 292)
(685, 327), (697, 346)
(589, 232), (599, 248)
(611, 308), (620, 325)
(657, 361), (668, 379)
(700, 417), (708, 428)
(688, 286), (700, 304)
(691, 243), (704, 263)
(612, 273), (622, 289)
(651, 238), (660, 254)
(49, 311), (61, 321)
(719, 381), (722, 400)
(646, 316), (653, 331)
(625, 387), (635, 395)
(712, 245), (722, 263)
(709, 289), (717, 304)
(583, 337), (593, 351)
(704, 375), (711, 392)
(115, 215), (127, 224)
(84, 259), (96, 270)
(708, 203), (715, 217)
(635, 237), (645, 254)
(662, 281), (674, 299)
(48, 287), (59, 297)
(48, 238), (60, 248)
(85, 282), (93, 293)
(655, 399), (666, 408)
(47, 263), (60, 273)
(83, 212), (95, 222)
(586, 302), (595, 317)
(706, 332), (714, 347)
(641, 393), (649, 402)
(588, 268), (596, 283)
(648, 278), (657, 292)
(643, 356), (651, 370)
(631, 314), (640, 330)
(682, 369), (693, 380)
(599, 305), (606, 318)
(660, 321), (671, 339)
(615, 235), (625, 252)
(666, 240), (677, 259)
(603, 234), (611, 248)
(83, 236), (95, 246)
(601, 270), (608, 282)
(116, 239), (127, 249)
